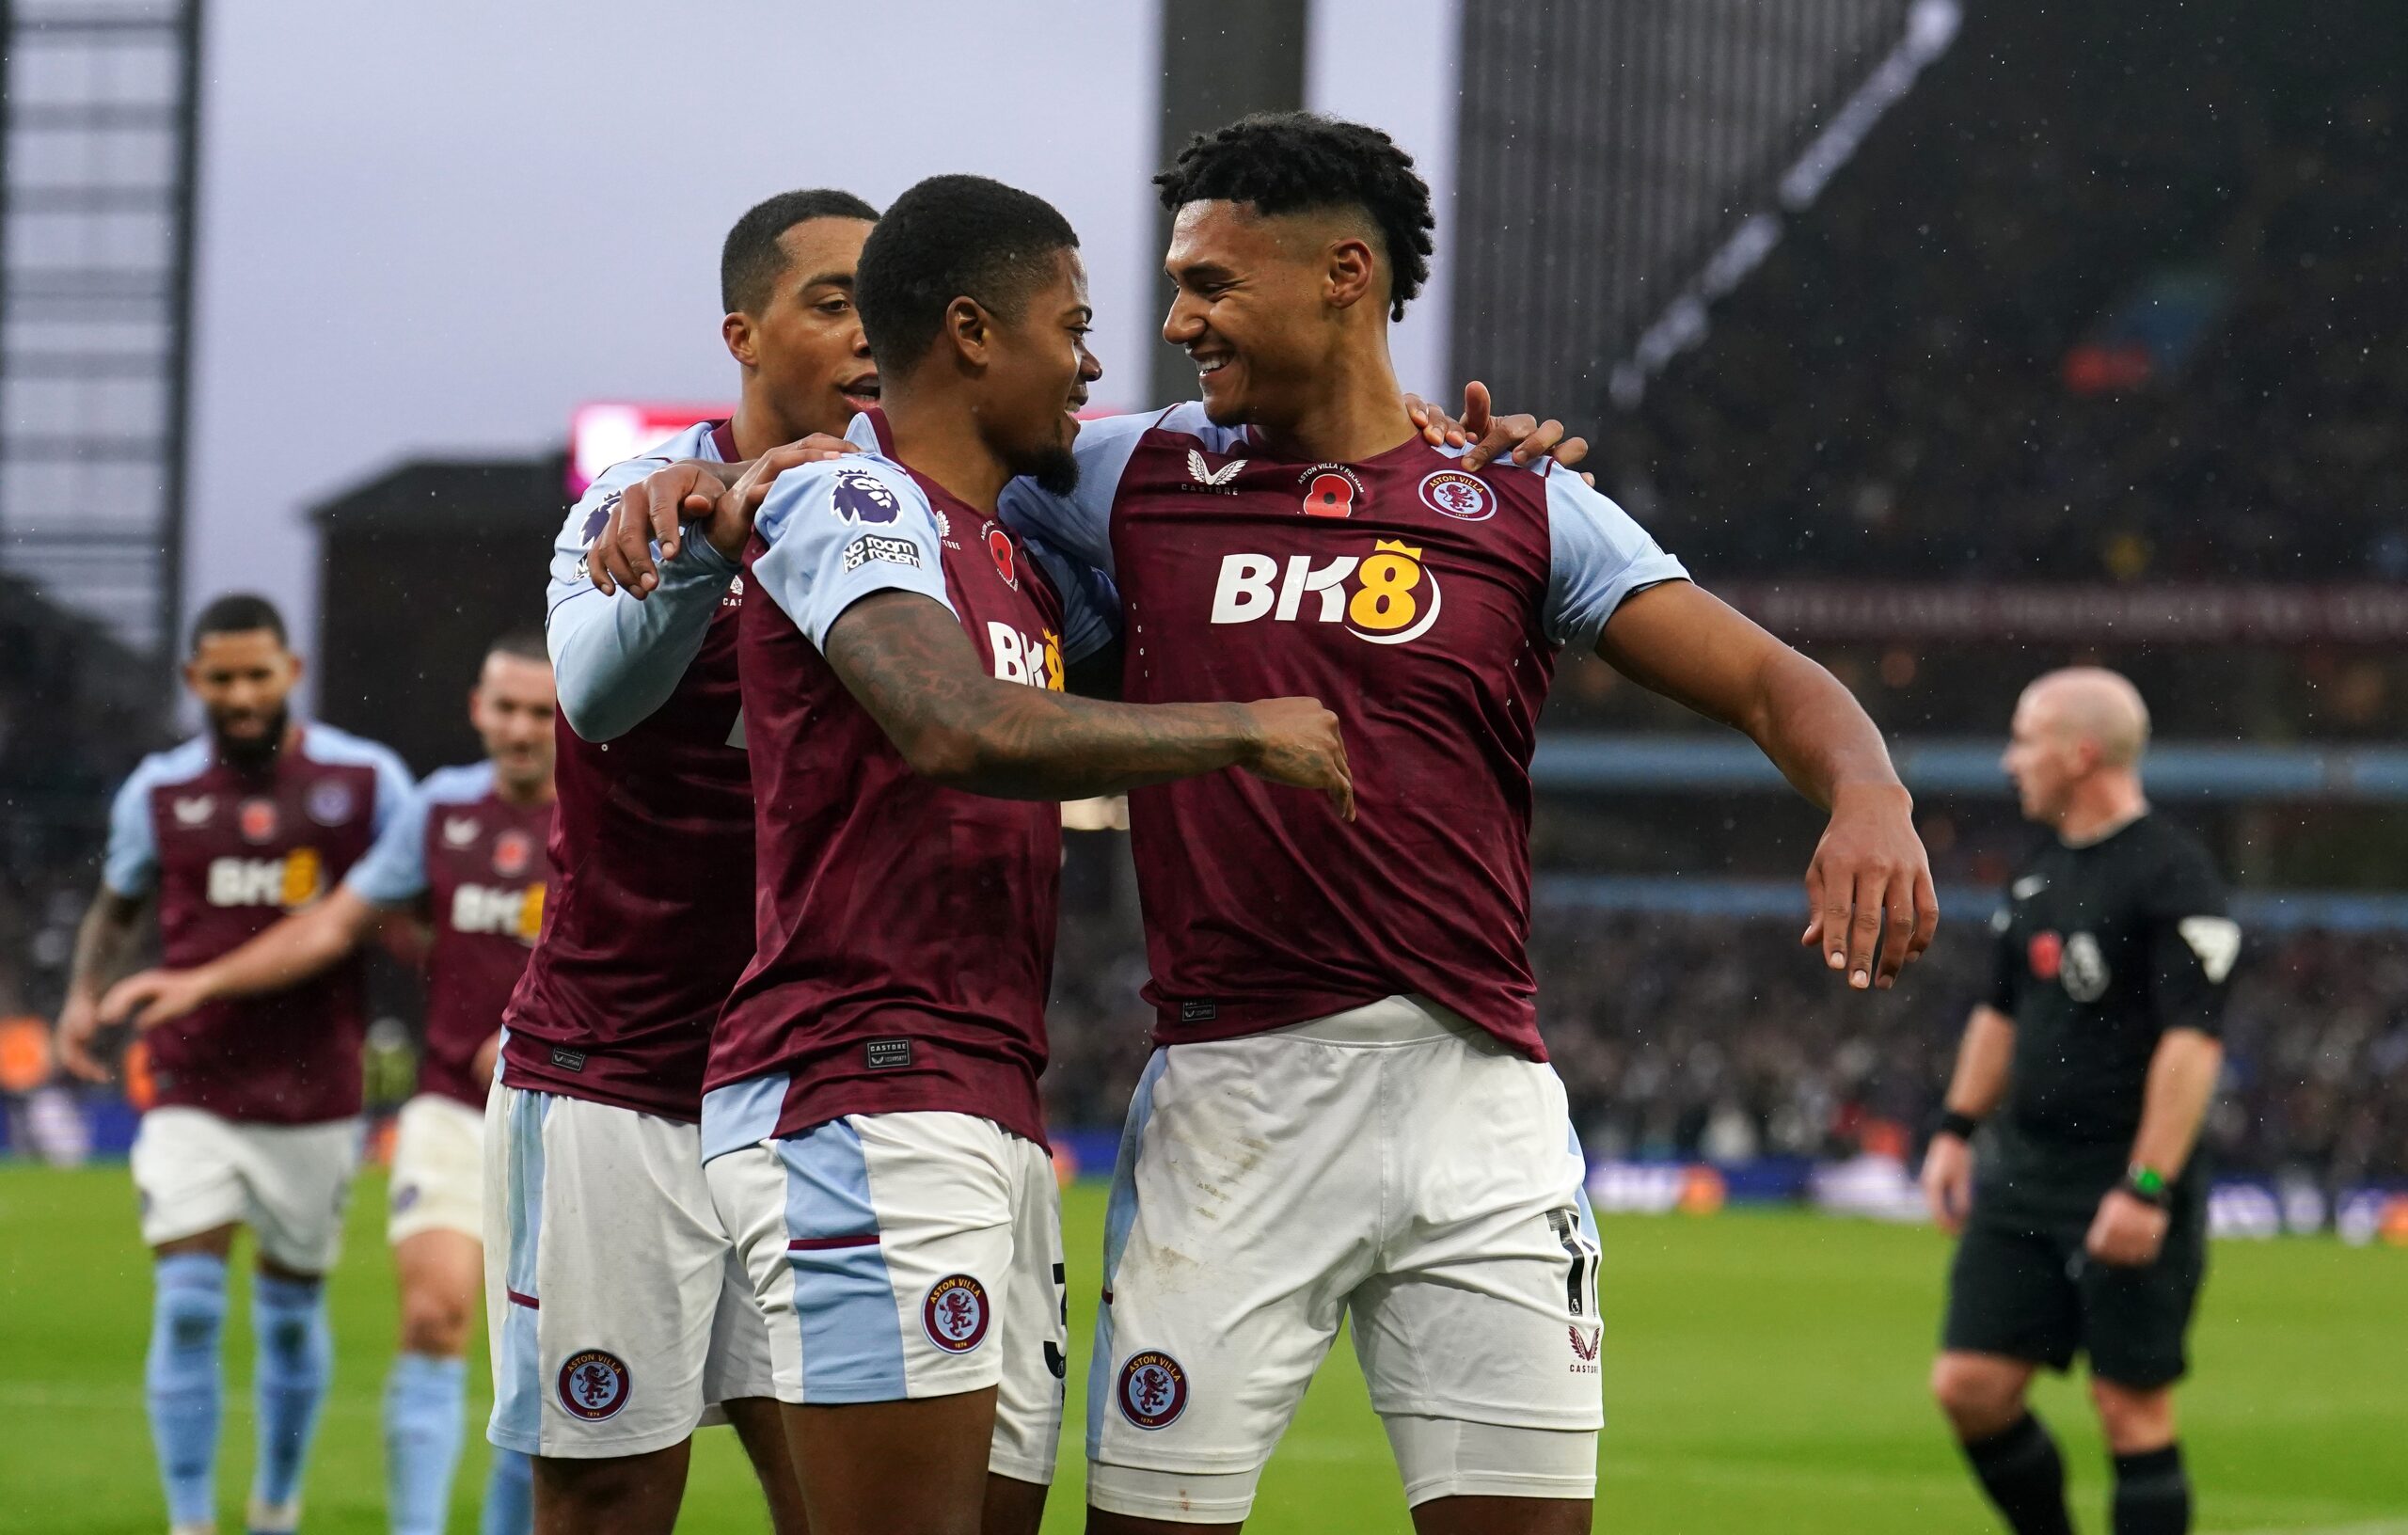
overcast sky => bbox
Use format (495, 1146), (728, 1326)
(181, 0), (1458, 674)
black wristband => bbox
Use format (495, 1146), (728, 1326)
(1936, 1110), (1983, 1142)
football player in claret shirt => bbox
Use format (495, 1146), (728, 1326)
(103, 631), (560, 1535)
(605, 173), (1350, 1535)
(1924, 670), (2235, 1535)
(55, 593), (414, 1535)
(995, 113), (1940, 1533)
(484, 188), (883, 1535)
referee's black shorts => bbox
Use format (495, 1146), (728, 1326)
(1941, 1203), (2207, 1389)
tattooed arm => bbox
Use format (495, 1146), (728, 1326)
(826, 592), (1354, 816)
(55, 887), (150, 1081)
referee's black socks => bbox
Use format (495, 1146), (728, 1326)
(1961, 1412), (2075, 1535)
(2112, 1443), (2191, 1535)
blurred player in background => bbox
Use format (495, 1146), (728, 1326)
(487, 187), (879, 1535)
(1925, 669), (2235, 1535)
(103, 632), (561, 1535)
(55, 593), (413, 1535)
(997, 113), (1937, 1533)
(603, 173), (1347, 1535)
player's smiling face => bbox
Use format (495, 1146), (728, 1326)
(1164, 199), (1378, 431)
(729, 215), (880, 441)
(184, 628), (299, 762)
(471, 650), (558, 799)
(979, 245), (1100, 496)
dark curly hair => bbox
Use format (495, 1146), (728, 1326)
(1154, 112), (1434, 322)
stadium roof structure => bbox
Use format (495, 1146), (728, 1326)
(0, 0), (206, 660)
(308, 453), (574, 534)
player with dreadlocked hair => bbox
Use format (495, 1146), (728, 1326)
(996, 108), (1936, 1534)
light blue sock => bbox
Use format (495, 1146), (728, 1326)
(249, 1272), (332, 1522)
(146, 1252), (229, 1529)
(479, 1447), (533, 1535)
(383, 1352), (467, 1535)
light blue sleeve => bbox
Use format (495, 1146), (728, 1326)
(102, 762), (162, 897)
(344, 777), (432, 907)
(1543, 467), (1692, 650)
(752, 457), (953, 651)
(1023, 536), (1121, 665)
(545, 431), (736, 743)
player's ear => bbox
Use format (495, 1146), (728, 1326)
(722, 311), (757, 369)
(1325, 236), (1377, 313)
(943, 296), (991, 369)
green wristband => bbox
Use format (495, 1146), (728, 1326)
(2124, 1163), (2169, 1207)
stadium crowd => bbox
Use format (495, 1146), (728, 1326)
(0, 581), (161, 1021)
(1604, 2), (2406, 583)
(1043, 906), (2408, 1191)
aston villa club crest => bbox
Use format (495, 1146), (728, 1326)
(307, 780), (355, 827)
(239, 798), (280, 845)
(922, 1274), (990, 1353)
(557, 1349), (631, 1421)
(1418, 468), (1495, 521)
(1298, 463), (1363, 518)
(1116, 1350), (1189, 1430)
(492, 829), (534, 879)
(983, 521), (1019, 589)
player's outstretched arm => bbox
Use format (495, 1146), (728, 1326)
(1597, 580), (1937, 989)
(99, 886), (382, 1033)
(1923, 1005), (2014, 1234)
(54, 886), (150, 1081)
(825, 591), (1355, 817)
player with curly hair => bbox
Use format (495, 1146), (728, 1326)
(999, 111), (1939, 1533)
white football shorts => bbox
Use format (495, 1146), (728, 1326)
(1085, 995), (1603, 1523)
(705, 1108), (1068, 1486)
(388, 1092), (484, 1245)
(483, 1084), (774, 1459)
(131, 1106), (364, 1274)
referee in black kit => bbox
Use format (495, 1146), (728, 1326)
(1923, 669), (2240, 1535)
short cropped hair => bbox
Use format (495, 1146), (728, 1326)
(720, 188), (880, 315)
(189, 593), (287, 653)
(486, 630), (548, 665)
(853, 174), (1079, 369)
(1155, 112), (1434, 322)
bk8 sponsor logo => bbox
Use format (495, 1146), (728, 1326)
(1208, 539), (1441, 644)
(452, 882), (546, 942)
(206, 848), (322, 909)
(986, 623), (1063, 689)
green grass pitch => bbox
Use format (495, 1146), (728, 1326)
(1, 1164), (2400, 1533)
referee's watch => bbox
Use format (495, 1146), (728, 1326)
(2123, 1163), (2171, 1208)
